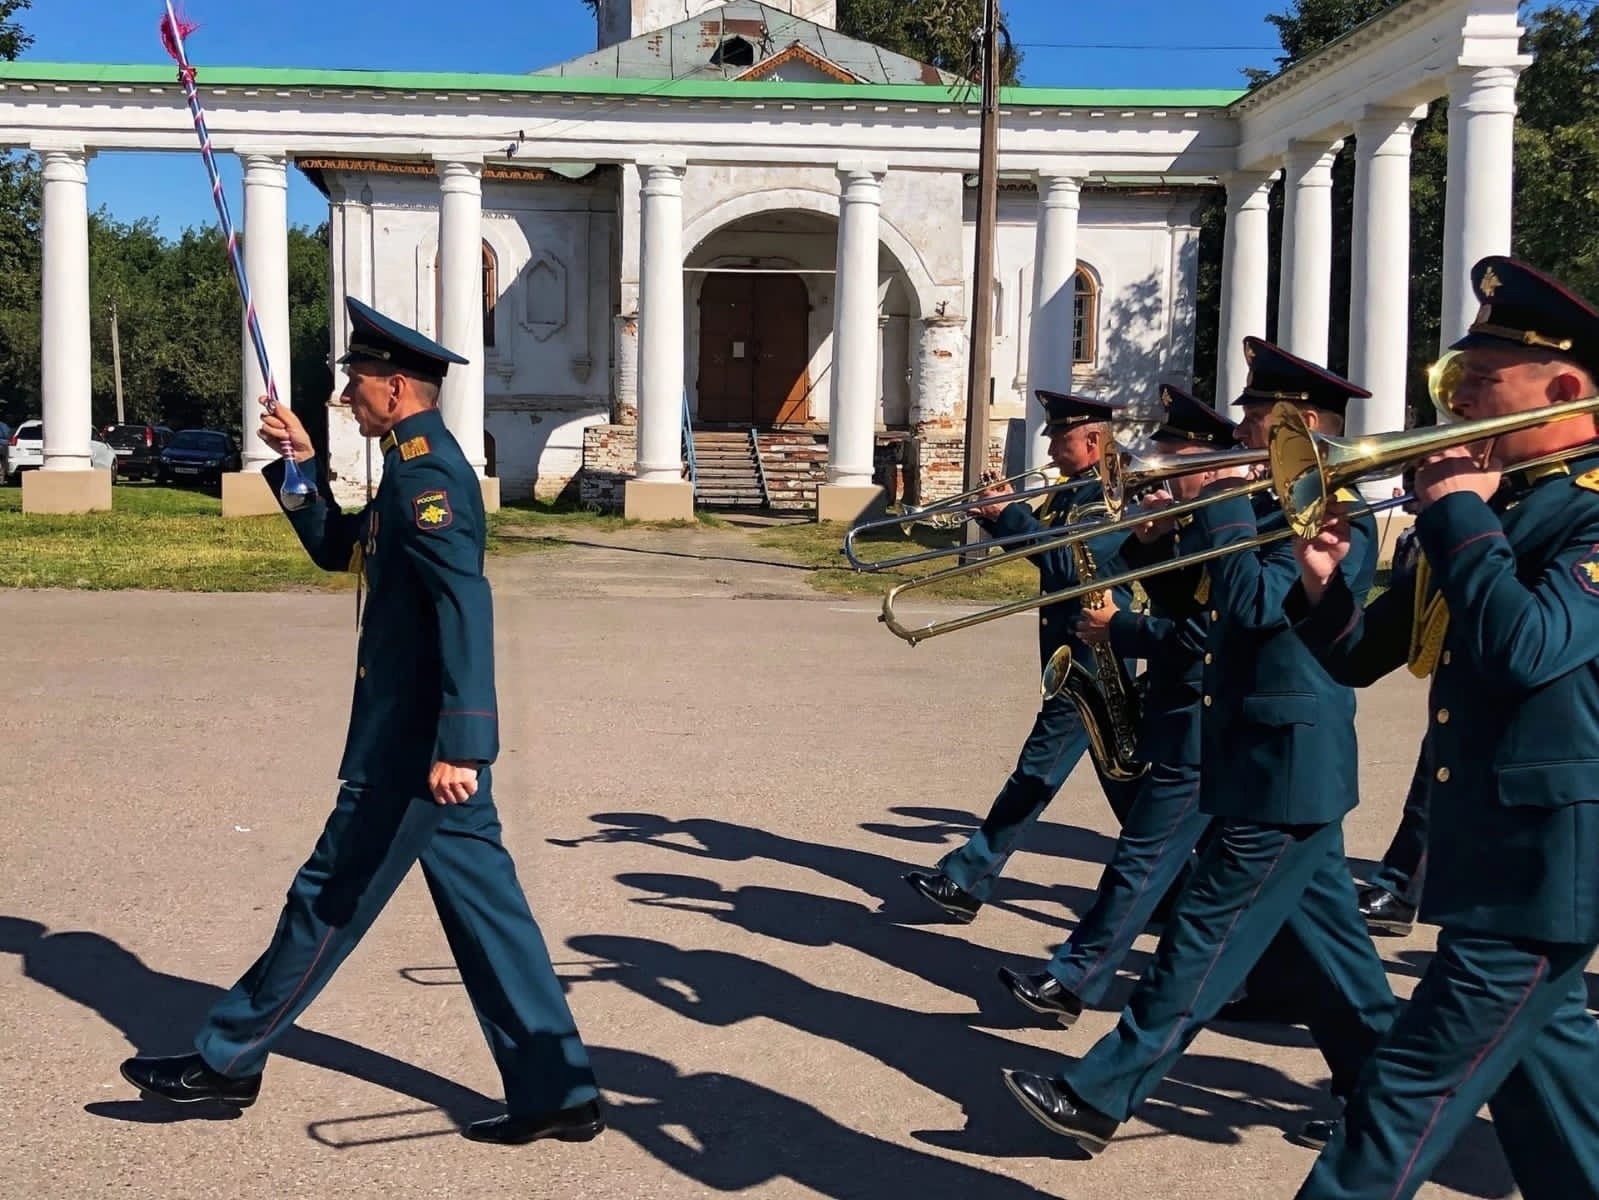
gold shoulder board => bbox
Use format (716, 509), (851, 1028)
(1574, 468), (1599, 493)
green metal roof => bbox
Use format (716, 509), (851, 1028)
(0, 61), (1244, 109)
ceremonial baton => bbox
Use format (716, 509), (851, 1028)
(158, 2), (315, 508)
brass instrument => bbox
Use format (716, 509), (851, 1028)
(1040, 497), (1147, 781)
(879, 389), (1599, 645)
(1101, 444), (1267, 517)
(842, 465), (1099, 573)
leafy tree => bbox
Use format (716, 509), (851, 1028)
(0, 0), (31, 62)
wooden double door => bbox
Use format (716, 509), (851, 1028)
(697, 273), (811, 425)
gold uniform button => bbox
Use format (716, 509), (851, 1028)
(1204, 653), (1214, 665)
(358, 666), (367, 679)
(1441, 650), (1452, 666)
(1435, 766), (1450, 783)
(1203, 696), (1213, 707)
(1436, 708), (1450, 724)
(1209, 610), (1219, 622)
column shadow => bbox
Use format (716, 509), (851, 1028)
(0, 916), (496, 1128)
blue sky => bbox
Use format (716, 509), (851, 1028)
(21, 0), (1288, 236)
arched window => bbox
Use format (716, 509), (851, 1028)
(433, 239), (498, 348)
(1072, 267), (1098, 366)
(481, 242), (497, 349)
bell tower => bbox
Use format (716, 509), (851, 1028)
(595, 0), (837, 51)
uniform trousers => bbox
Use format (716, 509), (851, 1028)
(938, 691), (1137, 903)
(1365, 737), (1431, 903)
(1061, 818), (1399, 1119)
(1297, 928), (1599, 1200)
(193, 772), (598, 1116)
(1045, 761), (1210, 1005)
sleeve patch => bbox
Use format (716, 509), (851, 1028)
(412, 489), (454, 531)
(1574, 545), (1599, 596)
(399, 435), (431, 461)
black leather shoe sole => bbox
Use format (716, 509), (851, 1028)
(118, 1062), (259, 1108)
(997, 969), (1080, 1028)
(1289, 1118), (1339, 1149)
(1364, 915), (1415, 937)
(1001, 1070), (1112, 1155)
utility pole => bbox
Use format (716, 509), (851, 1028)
(961, 0), (1002, 557)
(109, 298), (125, 425)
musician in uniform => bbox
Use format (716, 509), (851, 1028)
(119, 298), (605, 1147)
(996, 386), (1236, 1025)
(1000, 340), (1399, 1154)
(1290, 256), (1599, 1199)
(903, 391), (1140, 923)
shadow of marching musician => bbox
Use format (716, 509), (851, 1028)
(0, 916), (496, 1127)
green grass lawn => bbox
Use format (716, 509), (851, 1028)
(754, 520), (1046, 604)
(0, 486), (727, 590)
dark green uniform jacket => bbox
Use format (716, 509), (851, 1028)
(1291, 448), (1599, 945)
(265, 408), (498, 789)
(1186, 486), (1377, 825)
(981, 466), (1133, 672)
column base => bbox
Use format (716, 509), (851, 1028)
(624, 479), (694, 522)
(817, 483), (887, 524)
(221, 471), (282, 517)
(21, 468), (112, 514)
(479, 475), (501, 513)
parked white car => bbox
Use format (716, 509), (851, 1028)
(6, 420), (119, 482)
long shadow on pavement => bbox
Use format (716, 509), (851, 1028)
(0, 915), (496, 1128)
(549, 811), (1099, 935)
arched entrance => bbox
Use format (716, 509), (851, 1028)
(696, 271), (810, 425)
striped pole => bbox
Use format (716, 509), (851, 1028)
(160, 2), (314, 502)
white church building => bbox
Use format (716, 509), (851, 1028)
(5, 0), (1528, 522)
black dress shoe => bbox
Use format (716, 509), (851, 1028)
(1357, 886), (1416, 937)
(902, 871), (981, 924)
(463, 1098), (606, 1145)
(119, 1053), (261, 1107)
(997, 967), (1084, 1027)
(1291, 1115), (1340, 1149)
(1001, 1069), (1119, 1154)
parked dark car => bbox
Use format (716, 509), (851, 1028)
(157, 428), (242, 488)
(104, 422), (173, 482)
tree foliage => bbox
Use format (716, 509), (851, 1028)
(0, 0), (31, 63)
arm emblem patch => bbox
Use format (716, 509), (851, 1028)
(412, 489), (453, 530)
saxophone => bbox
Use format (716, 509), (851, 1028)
(1044, 497), (1148, 782)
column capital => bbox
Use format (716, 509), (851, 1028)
(35, 146), (90, 182)
(636, 153), (687, 172)
(837, 160), (887, 182)
(434, 156), (485, 195)
(240, 152), (289, 189)
(1283, 138), (1345, 180)
(640, 161), (685, 195)
(1355, 104), (1428, 151)
(838, 166), (884, 205)
(1220, 168), (1278, 211)
(1033, 172), (1083, 207)
(1448, 63), (1524, 115)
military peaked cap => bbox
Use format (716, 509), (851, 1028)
(1037, 389), (1122, 435)
(1451, 255), (1599, 382)
(337, 297), (470, 381)
(1151, 384), (1238, 447)
(1233, 336), (1371, 416)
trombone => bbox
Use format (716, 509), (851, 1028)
(880, 391), (1599, 646)
(841, 465), (1101, 573)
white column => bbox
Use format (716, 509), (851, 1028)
(827, 164), (885, 488)
(39, 147), (92, 473)
(1277, 140), (1342, 364)
(634, 160), (686, 484)
(1215, 169), (1276, 406)
(1440, 66), (1524, 350)
(239, 152), (291, 473)
(435, 157), (487, 479)
(1024, 173), (1081, 470)
(1348, 107), (1422, 449)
